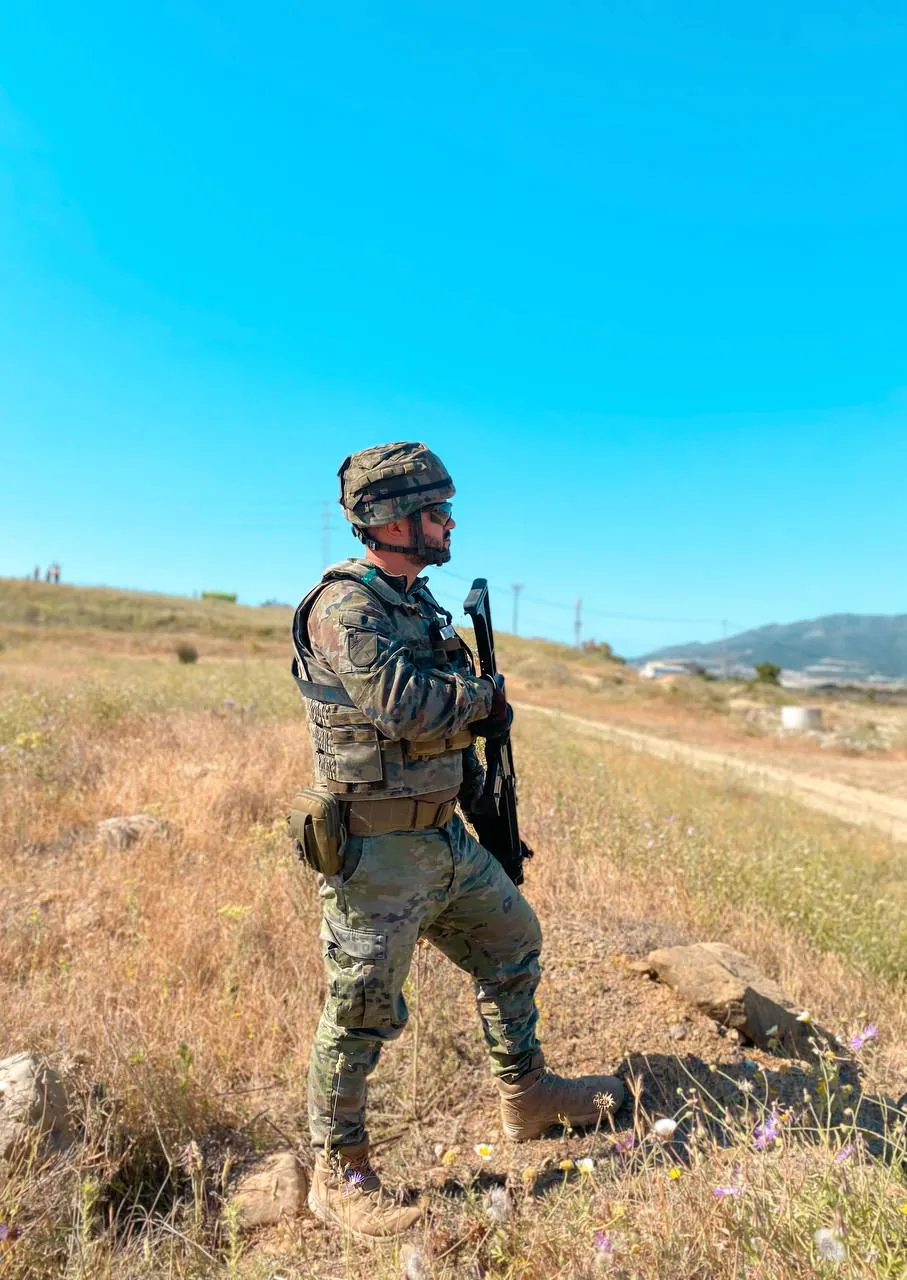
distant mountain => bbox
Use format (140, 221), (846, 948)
(638, 614), (907, 679)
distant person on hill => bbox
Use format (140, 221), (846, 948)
(44, 565), (52, 582)
(32, 565), (40, 581)
(290, 442), (625, 1238)
(52, 563), (61, 583)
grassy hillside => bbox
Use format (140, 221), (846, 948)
(2, 603), (906, 1277)
(0, 578), (294, 641)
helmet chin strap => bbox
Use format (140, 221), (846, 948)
(354, 515), (450, 566)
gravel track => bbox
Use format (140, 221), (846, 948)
(515, 701), (907, 845)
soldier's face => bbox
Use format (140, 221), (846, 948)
(419, 506), (454, 555)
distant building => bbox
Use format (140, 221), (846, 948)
(638, 658), (702, 680)
(780, 658), (907, 691)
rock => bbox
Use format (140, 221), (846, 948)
(626, 958), (656, 977)
(647, 942), (835, 1060)
(667, 1023), (687, 1041)
(0, 1053), (73, 1161)
(96, 814), (170, 853)
(227, 1152), (309, 1229)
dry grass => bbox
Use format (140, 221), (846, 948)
(1, 614), (907, 1277)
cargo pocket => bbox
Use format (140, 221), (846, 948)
(332, 724), (384, 784)
(320, 915), (389, 1029)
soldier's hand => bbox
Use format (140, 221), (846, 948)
(473, 675), (513, 740)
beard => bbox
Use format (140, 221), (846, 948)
(421, 530), (452, 565)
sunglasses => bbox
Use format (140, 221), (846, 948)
(422, 501), (454, 526)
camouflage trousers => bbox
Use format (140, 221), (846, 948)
(308, 814), (542, 1151)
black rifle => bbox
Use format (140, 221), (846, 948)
(463, 578), (531, 886)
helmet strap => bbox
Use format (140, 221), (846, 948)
(353, 515), (450, 566)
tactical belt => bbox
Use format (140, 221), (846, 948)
(343, 789), (459, 836)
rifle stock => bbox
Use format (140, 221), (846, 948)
(463, 578), (528, 886)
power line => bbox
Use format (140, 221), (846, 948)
(434, 566), (741, 631)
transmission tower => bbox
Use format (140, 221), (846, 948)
(511, 583), (524, 636)
(321, 500), (331, 569)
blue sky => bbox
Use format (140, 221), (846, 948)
(1, 2), (905, 654)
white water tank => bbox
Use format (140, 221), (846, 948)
(781, 706), (823, 732)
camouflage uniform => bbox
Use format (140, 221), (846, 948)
(293, 558), (543, 1151)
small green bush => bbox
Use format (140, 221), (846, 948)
(176, 642), (199, 665)
(754, 661), (781, 684)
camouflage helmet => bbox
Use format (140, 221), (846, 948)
(338, 441), (454, 529)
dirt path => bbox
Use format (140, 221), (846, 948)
(515, 700), (907, 845)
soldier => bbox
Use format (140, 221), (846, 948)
(291, 442), (624, 1238)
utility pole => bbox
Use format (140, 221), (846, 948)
(511, 583), (524, 636)
(574, 597), (582, 649)
(321, 500), (331, 569)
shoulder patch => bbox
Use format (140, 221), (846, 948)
(347, 629), (379, 669)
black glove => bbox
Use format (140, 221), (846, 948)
(472, 674), (513, 740)
(457, 744), (486, 813)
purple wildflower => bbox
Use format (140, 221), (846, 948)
(835, 1143), (855, 1164)
(713, 1185), (743, 1198)
(848, 1025), (879, 1052)
(342, 1168), (365, 1195)
(0, 1225), (19, 1243)
(612, 1132), (636, 1154)
(594, 1231), (614, 1254)
(753, 1111), (780, 1150)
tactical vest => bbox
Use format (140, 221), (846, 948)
(292, 560), (475, 800)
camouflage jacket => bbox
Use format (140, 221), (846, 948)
(292, 559), (493, 799)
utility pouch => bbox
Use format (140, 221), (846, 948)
(288, 788), (346, 876)
(404, 727), (474, 761)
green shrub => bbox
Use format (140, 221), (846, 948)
(754, 662), (781, 684)
(176, 642), (199, 665)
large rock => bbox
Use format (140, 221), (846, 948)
(227, 1152), (309, 1229)
(96, 814), (170, 853)
(647, 942), (835, 1059)
(0, 1053), (73, 1162)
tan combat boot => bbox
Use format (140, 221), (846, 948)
(497, 1052), (625, 1141)
(308, 1143), (424, 1238)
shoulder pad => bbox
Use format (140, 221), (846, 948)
(321, 559), (409, 608)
